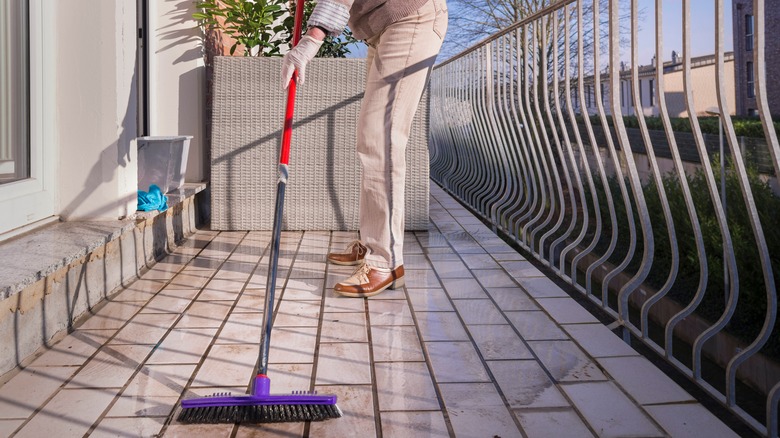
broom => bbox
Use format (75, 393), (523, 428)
(178, 0), (342, 423)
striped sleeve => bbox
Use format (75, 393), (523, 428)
(307, 0), (351, 37)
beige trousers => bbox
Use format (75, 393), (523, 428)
(358, 0), (448, 269)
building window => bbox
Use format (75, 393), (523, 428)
(0, 1), (30, 185)
(587, 85), (592, 107)
(601, 83), (605, 105)
(745, 14), (754, 52)
(649, 78), (655, 105)
(747, 61), (755, 98)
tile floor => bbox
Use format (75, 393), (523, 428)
(0, 185), (739, 437)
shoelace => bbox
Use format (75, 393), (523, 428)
(349, 262), (372, 279)
(345, 240), (366, 256)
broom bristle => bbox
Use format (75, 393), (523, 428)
(177, 403), (343, 424)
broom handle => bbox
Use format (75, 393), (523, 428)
(259, 0), (307, 376)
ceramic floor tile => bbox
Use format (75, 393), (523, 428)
(233, 293), (266, 313)
(109, 313), (178, 345)
(163, 422), (234, 437)
(644, 403), (739, 438)
(112, 279), (166, 302)
(90, 417), (167, 438)
(140, 290), (198, 314)
(597, 356), (694, 405)
(190, 344), (259, 388)
(371, 325), (425, 362)
(264, 363), (313, 393)
(146, 327), (217, 365)
(415, 312), (470, 342)
(407, 288), (454, 312)
(76, 301), (145, 330)
(29, 330), (113, 367)
(403, 269), (443, 289)
(14, 388), (116, 438)
(486, 287), (540, 311)
(425, 342), (490, 383)
(0, 366), (78, 419)
(282, 279), (325, 300)
(487, 360), (570, 408)
(176, 301), (232, 328)
(0, 420), (24, 437)
(380, 411), (449, 438)
(467, 325), (533, 360)
(491, 251), (526, 261)
(438, 383), (522, 438)
(320, 312), (368, 343)
(514, 408), (594, 438)
(505, 311), (569, 341)
(215, 260), (256, 280)
(368, 300), (414, 326)
(452, 299), (506, 325)
(214, 312), (264, 345)
(322, 289), (368, 313)
(403, 254), (432, 270)
(235, 422), (305, 437)
(375, 362), (439, 411)
(316, 343), (371, 385)
(535, 297), (599, 324)
(516, 277), (569, 298)
(66, 344), (153, 389)
(308, 385), (376, 438)
(123, 364), (197, 397)
(440, 278), (488, 299)
(459, 253), (501, 269)
(430, 259), (472, 278)
(198, 278), (244, 301)
(562, 323), (639, 358)
(267, 327), (318, 364)
(274, 300), (321, 327)
(106, 395), (179, 417)
(472, 269), (517, 288)
(527, 341), (607, 383)
(166, 269), (212, 290)
(562, 381), (664, 438)
(498, 260), (543, 278)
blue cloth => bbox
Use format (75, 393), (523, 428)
(138, 184), (168, 212)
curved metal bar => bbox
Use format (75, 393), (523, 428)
(471, 45), (501, 216)
(707, 0), (777, 408)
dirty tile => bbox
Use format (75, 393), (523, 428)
(113, 279), (165, 302)
(527, 341), (606, 382)
(91, 417), (167, 438)
(264, 363), (313, 393)
(407, 288), (454, 312)
(452, 299), (506, 325)
(562, 324), (639, 358)
(0, 420), (24, 437)
(166, 269), (212, 290)
(430, 259), (472, 278)
(235, 422), (305, 437)
(535, 298), (599, 324)
(371, 325), (424, 362)
(147, 327), (217, 365)
(233, 293), (265, 313)
(283, 279), (325, 300)
(486, 287), (539, 311)
(415, 312), (469, 342)
(381, 411), (449, 438)
(177, 301), (232, 328)
(644, 403), (739, 438)
(467, 325), (533, 360)
(316, 343), (371, 385)
(505, 311), (568, 341)
(403, 269), (443, 289)
(163, 422), (234, 437)
(14, 388), (116, 438)
(438, 383), (522, 438)
(67, 344), (153, 389)
(320, 312), (367, 343)
(106, 395), (179, 417)
(309, 385), (375, 438)
(499, 260), (544, 278)
(29, 330), (113, 367)
(140, 289), (198, 314)
(274, 301), (321, 327)
(403, 254), (432, 270)
(214, 312), (264, 345)
(425, 342), (490, 383)
(368, 300), (414, 326)
(190, 344), (259, 388)
(198, 278), (244, 301)
(123, 364), (196, 397)
(109, 313), (178, 345)
(460, 253), (501, 269)
(375, 362), (439, 411)
(440, 278), (487, 299)
(0, 366), (78, 419)
(516, 277), (568, 298)
(487, 360), (569, 408)
(598, 356), (694, 405)
(267, 327), (318, 364)
(322, 290), (368, 313)
(562, 381), (664, 438)
(472, 269), (517, 288)
(514, 408), (594, 437)
(76, 301), (144, 330)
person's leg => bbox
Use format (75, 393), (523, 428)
(335, 0), (447, 297)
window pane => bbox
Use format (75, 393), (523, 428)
(745, 14), (754, 52)
(0, 1), (30, 185)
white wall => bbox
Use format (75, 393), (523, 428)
(55, 0), (138, 221)
(149, 1), (206, 183)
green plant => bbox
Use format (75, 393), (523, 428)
(194, 0), (288, 56)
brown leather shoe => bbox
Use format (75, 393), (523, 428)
(327, 240), (367, 266)
(334, 264), (405, 298)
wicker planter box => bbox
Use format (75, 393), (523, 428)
(210, 56), (430, 231)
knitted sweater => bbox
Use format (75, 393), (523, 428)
(308, 0), (429, 40)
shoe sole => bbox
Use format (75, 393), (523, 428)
(327, 258), (364, 266)
(334, 276), (405, 298)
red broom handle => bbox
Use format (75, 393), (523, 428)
(280, 0), (307, 166)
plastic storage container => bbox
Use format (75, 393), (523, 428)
(137, 136), (192, 193)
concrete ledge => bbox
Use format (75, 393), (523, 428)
(0, 183), (207, 376)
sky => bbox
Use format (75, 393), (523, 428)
(346, 0), (735, 65)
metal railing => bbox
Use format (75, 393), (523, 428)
(429, 0), (780, 435)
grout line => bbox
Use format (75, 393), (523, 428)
(365, 290), (384, 438)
